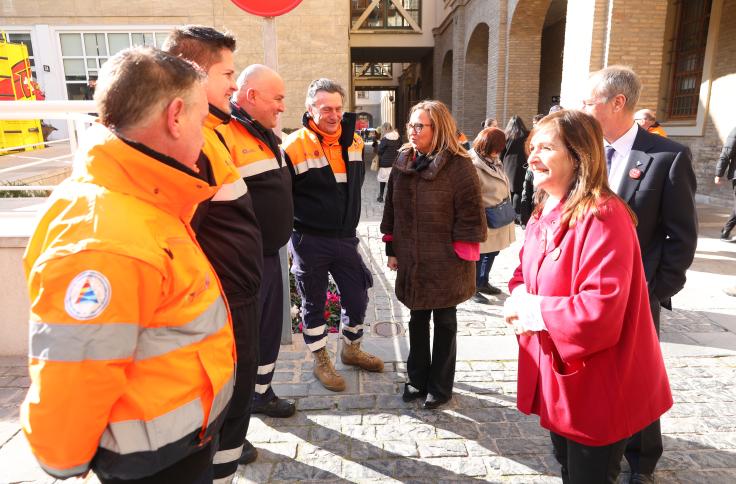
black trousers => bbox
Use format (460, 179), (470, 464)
(406, 307), (457, 400)
(254, 253), (284, 404)
(624, 297), (663, 475)
(213, 300), (260, 481)
(551, 432), (627, 484)
(723, 179), (736, 234)
(98, 444), (213, 484)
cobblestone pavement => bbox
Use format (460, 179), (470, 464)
(1, 167), (735, 483)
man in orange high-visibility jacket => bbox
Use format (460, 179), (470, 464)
(163, 25), (264, 480)
(21, 47), (235, 483)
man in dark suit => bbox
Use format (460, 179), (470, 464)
(715, 125), (736, 240)
(583, 65), (698, 484)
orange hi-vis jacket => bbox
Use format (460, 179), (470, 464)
(283, 116), (365, 237)
(22, 123), (236, 481)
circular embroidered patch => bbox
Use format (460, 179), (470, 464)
(64, 270), (112, 320)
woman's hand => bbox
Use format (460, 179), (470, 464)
(504, 295), (534, 337)
(387, 256), (398, 271)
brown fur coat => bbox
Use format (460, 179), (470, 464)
(380, 148), (486, 310)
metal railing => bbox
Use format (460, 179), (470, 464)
(0, 100), (96, 192)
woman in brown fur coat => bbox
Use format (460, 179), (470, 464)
(380, 100), (486, 409)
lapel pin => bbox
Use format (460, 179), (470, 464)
(550, 247), (561, 261)
(629, 168), (642, 179)
(636, 160), (642, 166)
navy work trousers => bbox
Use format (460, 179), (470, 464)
(254, 253), (284, 404)
(289, 231), (373, 352)
(212, 301), (259, 482)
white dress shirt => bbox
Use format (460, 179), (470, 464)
(606, 122), (639, 193)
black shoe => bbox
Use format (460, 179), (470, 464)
(402, 383), (427, 402)
(252, 396), (296, 418)
(238, 440), (258, 465)
(471, 292), (490, 304)
(423, 393), (450, 409)
(478, 284), (502, 295)
(721, 228), (732, 240)
(377, 195), (384, 202)
(630, 473), (656, 484)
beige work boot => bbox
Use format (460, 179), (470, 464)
(312, 348), (346, 392)
(340, 341), (384, 372)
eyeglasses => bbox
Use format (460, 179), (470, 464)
(406, 123), (433, 133)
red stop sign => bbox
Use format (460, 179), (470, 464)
(230, 0), (303, 16)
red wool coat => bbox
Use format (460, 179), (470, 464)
(508, 196), (672, 446)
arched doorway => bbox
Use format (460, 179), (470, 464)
(463, 23), (489, 138)
(439, 50), (453, 111)
(538, 0), (567, 114)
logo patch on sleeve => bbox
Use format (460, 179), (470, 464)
(64, 271), (112, 320)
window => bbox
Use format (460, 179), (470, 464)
(357, 90), (369, 99)
(6, 33), (36, 78)
(59, 30), (168, 100)
(666, 0), (712, 120)
(351, 0), (421, 30)
(353, 63), (393, 79)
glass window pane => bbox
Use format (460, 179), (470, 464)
(84, 33), (107, 56)
(63, 59), (86, 81)
(66, 83), (88, 100)
(60, 33), (83, 56)
(142, 33), (154, 46)
(108, 33), (130, 54)
(155, 32), (169, 47)
(98, 58), (107, 68)
(8, 33), (33, 56)
(86, 59), (97, 68)
(131, 33), (145, 46)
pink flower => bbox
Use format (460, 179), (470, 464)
(328, 326), (339, 333)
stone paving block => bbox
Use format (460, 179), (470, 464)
(309, 425), (342, 444)
(495, 436), (552, 455)
(416, 439), (468, 458)
(253, 442), (298, 462)
(272, 371), (296, 383)
(375, 422), (435, 441)
(235, 462), (273, 483)
(687, 449), (736, 469)
(3, 366), (28, 377)
(348, 439), (385, 460)
(374, 394), (408, 411)
(434, 420), (480, 440)
(340, 423), (376, 440)
(298, 396), (336, 411)
(336, 394), (375, 410)
(305, 412), (343, 428)
(485, 454), (548, 476)
(271, 458), (342, 481)
(656, 450), (700, 470)
(478, 422), (522, 439)
(458, 407), (507, 423)
(260, 410), (312, 428)
(270, 383), (310, 398)
(361, 412), (400, 426)
(266, 425), (311, 443)
(0, 375), (16, 386)
(341, 459), (396, 481)
(0, 432), (55, 483)
(673, 469), (736, 484)
(360, 382), (397, 394)
(382, 440), (419, 458)
(464, 438), (500, 456)
(704, 432), (736, 450)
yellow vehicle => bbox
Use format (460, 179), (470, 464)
(0, 33), (44, 154)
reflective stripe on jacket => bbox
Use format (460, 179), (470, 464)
(22, 123), (236, 481)
(282, 117), (364, 237)
(217, 109), (294, 255)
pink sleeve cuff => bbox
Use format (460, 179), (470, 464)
(453, 241), (480, 261)
(382, 234), (394, 242)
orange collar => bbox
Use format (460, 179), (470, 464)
(308, 118), (341, 144)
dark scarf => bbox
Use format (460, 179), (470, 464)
(413, 151), (435, 172)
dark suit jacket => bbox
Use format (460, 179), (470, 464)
(616, 126), (698, 309)
(715, 126), (736, 180)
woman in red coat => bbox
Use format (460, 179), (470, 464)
(504, 110), (672, 483)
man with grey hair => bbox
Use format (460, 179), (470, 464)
(635, 108), (668, 137)
(282, 78), (384, 392)
(217, 64), (296, 418)
(583, 65), (697, 484)
(22, 46), (234, 483)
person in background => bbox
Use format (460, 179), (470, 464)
(470, 127), (515, 305)
(457, 130), (471, 150)
(714, 125), (736, 241)
(501, 115), (529, 221)
(283, 78), (384, 393)
(163, 25), (264, 478)
(482, 117), (498, 129)
(381, 100), (485, 409)
(505, 109), (672, 484)
(217, 64), (296, 419)
(519, 115), (543, 228)
(635, 109), (667, 137)
(22, 46), (234, 484)
(376, 121), (401, 202)
(583, 65), (697, 484)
